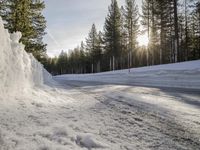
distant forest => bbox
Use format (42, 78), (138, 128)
(0, 0), (200, 75)
(47, 0), (199, 75)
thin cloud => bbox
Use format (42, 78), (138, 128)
(46, 28), (62, 49)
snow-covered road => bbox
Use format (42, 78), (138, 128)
(54, 78), (200, 150)
(1, 78), (200, 150)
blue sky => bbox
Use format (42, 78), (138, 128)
(43, 0), (142, 57)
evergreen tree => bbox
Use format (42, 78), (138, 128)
(0, 0), (2, 11)
(142, 0), (159, 65)
(189, 1), (200, 59)
(1, 0), (46, 61)
(196, 1), (200, 58)
(103, 0), (122, 71)
(120, 6), (128, 69)
(173, 0), (179, 62)
(0, 0), (6, 19)
(124, 0), (139, 67)
(57, 51), (68, 74)
(30, 0), (47, 60)
(155, 0), (172, 64)
(6, 0), (34, 48)
(183, 0), (189, 61)
(86, 24), (100, 73)
(96, 31), (103, 72)
(141, 0), (151, 66)
(79, 41), (86, 73)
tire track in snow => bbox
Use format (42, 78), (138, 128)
(56, 80), (200, 150)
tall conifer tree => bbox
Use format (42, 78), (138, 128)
(30, 0), (47, 60)
(86, 24), (100, 72)
(0, 0), (46, 60)
(104, 0), (121, 70)
(124, 0), (139, 67)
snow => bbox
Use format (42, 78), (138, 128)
(55, 60), (200, 89)
(0, 16), (200, 150)
(76, 134), (107, 149)
(0, 17), (52, 97)
(0, 16), (109, 150)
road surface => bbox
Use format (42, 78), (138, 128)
(54, 78), (200, 150)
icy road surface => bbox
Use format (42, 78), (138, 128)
(0, 79), (200, 150)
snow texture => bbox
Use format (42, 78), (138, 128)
(76, 134), (107, 150)
(0, 16), (109, 150)
(0, 16), (200, 150)
(0, 17), (52, 97)
(56, 60), (200, 89)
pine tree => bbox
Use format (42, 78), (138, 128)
(183, 0), (189, 61)
(142, 0), (159, 65)
(6, 0), (34, 48)
(119, 6), (128, 69)
(103, 0), (121, 70)
(141, 0), (151, 66)
(173, 0), (179, 62)
(96, 31), (103, 72)
(155, 0), (172, 64)
(0, 0), (2, 11)
(190, 1), (200, 59)
(57, 51), (68, 74)
(124, 0), (139, 67)
(1, 0), (46, 61)
(30, 0), (47, 60)
(194, 1), (200, 59)
(86, 24), (100, 73)
(196, 1), (200, 58)
(79, 41), (86, 73)
(0, 0), (6, 19)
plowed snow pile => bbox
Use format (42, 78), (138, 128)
(0, 17), (108, 150)
(0, 17), (52, 96)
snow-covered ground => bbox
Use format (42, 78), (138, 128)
(0, 16), (200, 150)
(2, 82), (200, 150)
(55, 60), (200, 89)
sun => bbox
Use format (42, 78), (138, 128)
(137, 32), (149, 47)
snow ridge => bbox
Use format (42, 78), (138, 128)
(0, 17), (51, 96)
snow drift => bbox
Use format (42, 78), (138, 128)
(0, 17), (51, 95)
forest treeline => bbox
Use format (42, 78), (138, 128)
(0, 0), (200, 75)
(46, 0), (200, 75)
(0, 0), (47, 62)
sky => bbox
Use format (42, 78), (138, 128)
(43, 0), (142, 57)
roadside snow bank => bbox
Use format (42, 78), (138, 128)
(0, 17), (52, 95)
(56, 60), (200, 89)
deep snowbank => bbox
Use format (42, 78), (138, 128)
(0, 17), (52, 95)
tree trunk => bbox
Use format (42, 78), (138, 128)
(91, 63), (94, 73)
(160, 11), (164, 64)
(113, 56), (115, 71)
(110, 57), (112, 71)
(184, 0), (188, 61)
(147, 0), (150, 66)
(173, 0), (179, 62)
